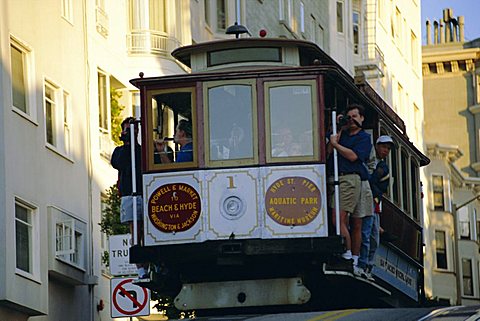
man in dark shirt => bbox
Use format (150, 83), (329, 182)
(328, 104), (372, 265)
(111, 117), (147, 278)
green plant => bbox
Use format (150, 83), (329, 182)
(110, 89), (125, 146)
(99, 185), (129, 237)
(101, 251), (109, 267)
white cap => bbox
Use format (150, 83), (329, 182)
(376, 135), (394, 145)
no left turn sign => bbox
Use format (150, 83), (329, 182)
(111, 277), (150, 318)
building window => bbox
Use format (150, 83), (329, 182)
(44, 80), (71, 156)
(476, 208), (480, 242)
(309, 15), (316, 42)
(336, 1), (344, 33)
(413, 103), (420, 142)
(458, 206), (471, 240)
(15, 200), (37, 274)
(432, 175), (445, 211)
(377, 0), (383, 21)
(300, 2), (305, 34)
(476, 73), (480, 105)
(56, 221), (83, 266)
(317, 24), (325, 50)
(63, 91), (71, 155)
(51, 207), (86, 269)
(98, 71), (109, 135)
(395, 8), (401, 43)
(45, 81), (58, 146)
(435, 230), (448, 269)
(61, 0), (74, 23)
(397, 83), (403, 113)
(130, 0), (166, 33)
(56, 220), (75, 260)
(216, 0), (227, 31)
(462, 258), (473, 296)
(98, 71), (127, 156)
(353, 10), (360, 54)
(279, 0), (293, 29)
(410, 31), (418, 68)
(149, 0), (166, 33)
(204, 0), (211, 27)
(309, 15), (325, 49)
(10, 38), (34, 116)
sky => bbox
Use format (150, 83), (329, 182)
(421, 0), (480, 44)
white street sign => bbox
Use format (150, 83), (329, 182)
(109, 234), (137, 276)
(111, 277), (150, 318)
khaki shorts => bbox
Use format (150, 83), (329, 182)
(352, 180), (373, 218)
(329, 174), (361, 213)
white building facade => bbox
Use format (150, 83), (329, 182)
(422, 8), (480, 305)
(0, 0), (189, 320)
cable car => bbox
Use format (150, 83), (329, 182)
(129, 30), (429, 313)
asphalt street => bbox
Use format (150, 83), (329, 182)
(178, 306), (480, 321)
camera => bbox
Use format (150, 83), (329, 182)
(337, 114), (351, 127)
(120, 127), (131, 142)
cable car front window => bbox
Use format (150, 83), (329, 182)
(146, 88), (196, 170)
(266, 82), (317, 162)
(206, 82), (256, 165)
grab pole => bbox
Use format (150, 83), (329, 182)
(332, 112), (340, 236)
(130, 121), (138, 246)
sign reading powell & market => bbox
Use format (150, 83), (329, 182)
(148, 183), (201, 233)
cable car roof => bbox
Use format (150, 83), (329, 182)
(171, 38), (338, 69)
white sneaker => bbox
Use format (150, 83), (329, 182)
(353, 265), (364, 277)
(137, 267), (149, 279)
(363, 271), (375, 281)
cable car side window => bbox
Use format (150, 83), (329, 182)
(265, 81), (318, 162)
(145, 88), (197, 171)
(204, 80), (257, 166)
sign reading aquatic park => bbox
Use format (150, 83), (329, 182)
(265, 176), (321, 226)
(110, 277), (150, 318)
(109, 234), (137, 276)
(148, 183), (201, 233)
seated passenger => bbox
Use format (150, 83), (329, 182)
(154, 138), (174, 164)
(272, 127), (302, 157)
(155, 119), (193, 163)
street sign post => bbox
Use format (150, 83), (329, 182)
(109, 234), (137, 276)
(111, 277), (150, 318)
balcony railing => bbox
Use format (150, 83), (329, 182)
(355, 43), (385, 77)
(127, 30), (182, 56)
